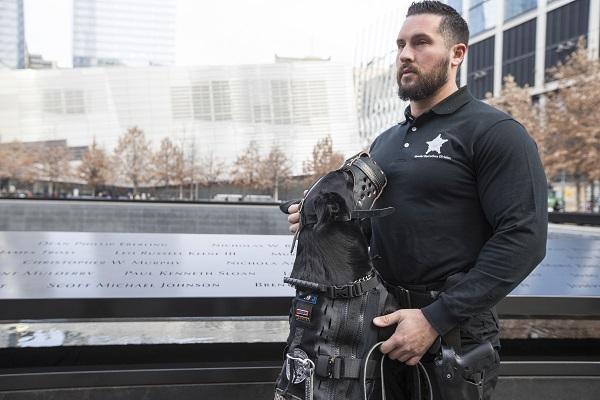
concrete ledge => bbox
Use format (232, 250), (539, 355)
(0, 200), (289, 235)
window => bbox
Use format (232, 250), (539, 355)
(211, 81), (231, 121)
(64, 90), (85, 114)
(170, 86), (192, 120)
(505, 0), (537, 20)
(291, 81), (310, 125)
(467, 36), (495, 98)
(545, 0), (589, 79)
(502, 19), (536, 86)
(191, 83), (211, 121)
(271, 80), (291, 125)
(469, 0), (496, 36)
(43, 89), (63, 114)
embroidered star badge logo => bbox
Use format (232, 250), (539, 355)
(425, 134), (448, 155)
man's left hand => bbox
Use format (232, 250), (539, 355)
(373, 309), (439, 366)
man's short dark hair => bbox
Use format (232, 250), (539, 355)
(407, 1), (469, 47)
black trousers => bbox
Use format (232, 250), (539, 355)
(377, 307), (501, 400)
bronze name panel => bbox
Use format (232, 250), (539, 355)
(0, 232), (295, 299)
(0, 225), (598, 301)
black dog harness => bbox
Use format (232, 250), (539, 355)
(275, 270), (397, 400)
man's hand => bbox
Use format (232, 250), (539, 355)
(287, 203), (300, 234)
(373, 309), (439, 365)
(287, 190), (308, 234)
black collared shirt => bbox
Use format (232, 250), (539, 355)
(369, 86), (548, 335)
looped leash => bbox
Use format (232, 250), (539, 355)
(362, 341), (387, 400)
(361, 342), (433, 400)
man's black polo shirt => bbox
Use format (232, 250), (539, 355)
(369, 86), (548, 336)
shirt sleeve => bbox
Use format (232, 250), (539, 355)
(421, 119), (548, 335)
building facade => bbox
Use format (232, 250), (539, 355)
(458, 0), (598, 98)
(0, 62), (361, 174)
(0, 0), (25, 69)
(72, 0), (176, 67)
(353, 7), (408, 145)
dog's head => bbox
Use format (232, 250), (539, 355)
(302, 170), (355, 230)
(280, 152), (393, 241)
(280, 154), (393, 284)
(292, 170), (373, 284)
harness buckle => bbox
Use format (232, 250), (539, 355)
(331, 285), (350, 298)
(327, 356), (344, 379)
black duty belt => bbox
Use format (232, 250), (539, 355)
(383, 282), (441, 309)
(383, 273), (466, 354)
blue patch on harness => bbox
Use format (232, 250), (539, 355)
(298, 293), (318, 304)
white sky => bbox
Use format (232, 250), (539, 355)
(23, 0), (409, 68)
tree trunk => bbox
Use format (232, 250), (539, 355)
(575, 177), (582, 211)
(273, 174), (279, 201)
(590, 180), (596, 212)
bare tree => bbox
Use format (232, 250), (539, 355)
(78, 140), (112, 196)
(257, 146), (292, 201)
(231, 141), (261, 191)
(544, 38), (600, 209)
(113, 126), (152, 195)
(487, 39), (600, 210)
(184, 137), (199, 200)
(302, 135), (345, 182)
(36, 143), (71, 197)
(198, 151), (227, 199)
(173, 130), (198, 200)
(152, 137), (185, 198)
(0, 141), (37, 191)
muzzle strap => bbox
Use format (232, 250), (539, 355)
(350, 206), (395, 220)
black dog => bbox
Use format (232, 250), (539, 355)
(275, 155), (399, 400)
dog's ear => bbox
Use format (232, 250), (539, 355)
(314, 192), (349, 228)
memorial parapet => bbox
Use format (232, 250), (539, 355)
(0, 224), (599, 320)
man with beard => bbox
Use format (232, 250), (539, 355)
(288, 1), (547, 399)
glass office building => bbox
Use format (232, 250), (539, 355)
(73, 0), (176, 67)
(456, 0), (596, 98)
(0, 0), (25, 69)
(353, 7), (408, 144)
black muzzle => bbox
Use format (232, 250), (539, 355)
(280, 152), (394, 253)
